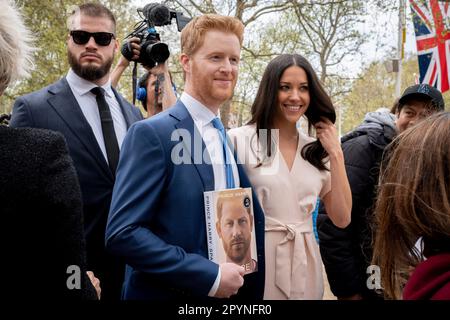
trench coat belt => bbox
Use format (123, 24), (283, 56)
(265, 216), (313, 299)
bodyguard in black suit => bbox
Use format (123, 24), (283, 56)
(10, 3), (143, 300)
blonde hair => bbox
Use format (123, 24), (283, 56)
(0, 0), (35, 94)
(372, 111), (450, 299)
(181, 14), (244, 56)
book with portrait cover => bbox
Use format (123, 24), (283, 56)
(203, 187), (258, 274)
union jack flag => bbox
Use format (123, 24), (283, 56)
(409, 0), (450, 93)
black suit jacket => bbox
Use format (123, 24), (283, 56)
(0, 126), (97, 300)
(10, 77), (143, 299)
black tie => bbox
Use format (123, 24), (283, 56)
(90, 87), (119, 175)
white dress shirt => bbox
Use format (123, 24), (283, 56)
(181, 92), (240, 190)
(180, 92), (240, 297)
(66, 69), (127, 164)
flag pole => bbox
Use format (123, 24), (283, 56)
(395, 0), (406, 97)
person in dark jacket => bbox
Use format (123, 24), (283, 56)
(0, 0), (98, 300)
(372, 111), (450, 300)
(0, 127), (99, 300)
(318, 84), (445, 299)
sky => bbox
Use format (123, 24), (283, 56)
(360, 2), (417, 67)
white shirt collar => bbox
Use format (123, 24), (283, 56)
(66, 68), (114, 98)
(180, 92), (218, 128)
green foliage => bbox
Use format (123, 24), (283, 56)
(340, 60), (396, 134)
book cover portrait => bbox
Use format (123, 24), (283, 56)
(204, 188), (258, 274)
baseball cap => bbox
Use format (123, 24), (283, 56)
(399, 84), (445, 110)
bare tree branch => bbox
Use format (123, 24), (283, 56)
(242, 46), (279, 59)
(243, 3), (292, 26)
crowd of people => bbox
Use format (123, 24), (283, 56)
(1, 0), (448, 300)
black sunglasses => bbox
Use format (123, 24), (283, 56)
(70, 30), (115, 46)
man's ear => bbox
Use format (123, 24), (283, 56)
(113, 38), (119, 53)
(216, 221), (222, 239)
(180, 53), (190, 73)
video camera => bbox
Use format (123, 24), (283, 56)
(121, 3), (191, 68)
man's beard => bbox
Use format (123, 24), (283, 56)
(68, 50), (114, 82)
(227, 236), (251, 264)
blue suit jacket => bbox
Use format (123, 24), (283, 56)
(106, 101), (265, 300)
(10, 78), (143, 299)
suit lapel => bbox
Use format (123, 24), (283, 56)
(172, 102), (215, 192)
(47, 78), (112, 179)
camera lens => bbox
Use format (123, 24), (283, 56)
(145, 42), (170, 63)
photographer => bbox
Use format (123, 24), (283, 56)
(111, 37), (177, 118)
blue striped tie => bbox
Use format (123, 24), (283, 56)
(211, 117), (235, 189)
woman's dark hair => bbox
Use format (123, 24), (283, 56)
(248, 54), (336, 171)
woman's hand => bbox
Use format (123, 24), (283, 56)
(314, 117), (341, 157)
